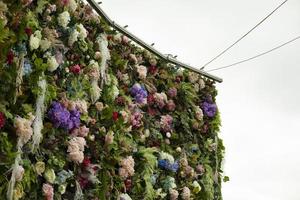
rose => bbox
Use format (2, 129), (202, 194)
(35, 161), (45, 176)
(44, 169), (56, 184)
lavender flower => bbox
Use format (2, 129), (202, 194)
(202, 101), (217, 117)
(130, 83), (148, 104)
(48, 101), (80, 130)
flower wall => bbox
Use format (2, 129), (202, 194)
(0, 0), (225, 199)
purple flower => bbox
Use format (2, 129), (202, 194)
(48, 101), (80, 131)
(130, 83), (148, 104)
(202, 101), (217, 117)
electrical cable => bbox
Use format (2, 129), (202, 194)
(200, 0), (289, 69)
(206, 35), (300, 72)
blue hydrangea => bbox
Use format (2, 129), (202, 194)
(158, 159), (179, 172)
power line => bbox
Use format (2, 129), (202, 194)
(206, 35), (300, 72)
(200, 0), (289, 70)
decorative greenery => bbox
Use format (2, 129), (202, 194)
(0, 0), (225, 199)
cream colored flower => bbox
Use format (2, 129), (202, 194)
(136, 65), (147, 79)
(47, 56), (59, 72)
(40, 39), (51, 51)
(57, 11), (70, 28)
(44, 168), (56, 184)
(181, 187), (191, 200)
(35, 161), (45, 176)
(15, 166), (25, 182)
(29, 30), (42, 50)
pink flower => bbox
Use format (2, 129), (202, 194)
(154, 93), (168, 109)
(15, 165), (25, 182)
(160, 115), (173, 132)
(130, 112), (143, 128)
(168, 88), (177, 98)
(166, 100), (176, 111)
(42, 183), (54, 200)
(71, 126), (89, 137)
(70, 64), (81, 74)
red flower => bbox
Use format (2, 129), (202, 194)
(147, 94), (155, 105)
(70, 64), (81, 74)
(147, 107), (157, 116)
(112, 112), (119, 121)
(7, 50), (14, 65)
(124, 179), (132, 191)
(82, 157), (91, 168)
(25, 27), (32, 36)
(0, 112), (5, 129)
(149, 65), (158, 75)
(79, 176), (89, 189)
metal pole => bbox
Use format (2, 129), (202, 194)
(86, 0), (223, 83)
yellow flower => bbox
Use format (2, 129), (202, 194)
(35, 161), (45, 176)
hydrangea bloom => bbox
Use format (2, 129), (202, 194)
(57, 11), (70, 28)
(202, 101), (217, 117)
(130, 83), (148, 104)
(160, 115), (173, 132)
(48, 101), (80, 130)
(158, 159), (179, 172)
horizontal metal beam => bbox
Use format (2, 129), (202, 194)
(86, 0), (223, 83)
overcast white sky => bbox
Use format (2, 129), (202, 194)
(97, 0), (300, 199)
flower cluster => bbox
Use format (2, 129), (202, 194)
(130, 83), (148, 104)
(48, 101), (80, 131)
(202, 101), (217, 117)
(67, 137), (86, 163)
(119, 156), (135, 179)
(160, 115), (173, 132)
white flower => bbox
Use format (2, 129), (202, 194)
(136, 65), (147, 79)
(111, 85), (119, 100)
(195, 106), (203, 121)
(74, 100), (88, 114)
(77, 24), (88, 39)
(68, 29), (79, 46)
(15, 165), (25, 182)
(29, 30), (42, 50)
(67, 0), (77, 12)
(199, 78), (205, 89)
(14, 114), (35, 146)
(68, 151), (84, 163)
(119, 193), (132, 200)
(40, 39), (51, 51)
(47, 56), (59, 72)
(57, 11), (70, 28)
(188, 72), (199, 83)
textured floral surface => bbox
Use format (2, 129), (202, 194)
(0, 0), (225, 199)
